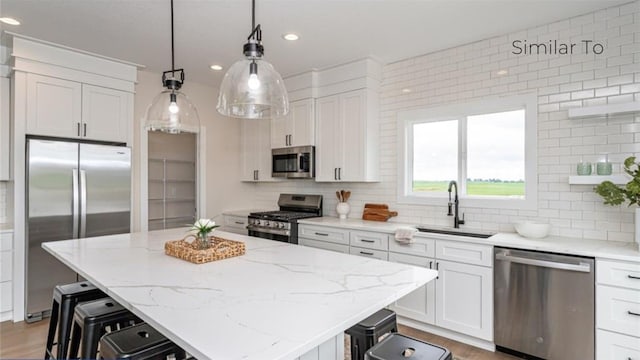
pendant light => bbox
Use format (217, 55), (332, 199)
(217, 0), (289, 119)
(145, 0), (200, 134)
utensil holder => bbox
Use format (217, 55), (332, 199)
(336, 202), (350, 219)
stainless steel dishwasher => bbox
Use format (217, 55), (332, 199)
(494, 247), (594, 360)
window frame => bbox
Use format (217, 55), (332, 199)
(397, 94), (537, 210)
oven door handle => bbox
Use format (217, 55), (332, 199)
(247, 224), (290, 236)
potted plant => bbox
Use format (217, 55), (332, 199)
(188, 218), (220, 250)
(594, 156), (640, 247)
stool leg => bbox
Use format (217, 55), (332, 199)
(68, 321), (81, 360)
(44, 300), (60, 359)
(56, 298), (75, 360)
(80, 323), (101, 360)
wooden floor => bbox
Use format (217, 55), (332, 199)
(0, 319), (519, 360)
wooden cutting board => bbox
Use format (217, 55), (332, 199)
(362, 203), (398, 222)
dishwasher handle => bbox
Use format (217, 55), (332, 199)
(496, 252), (592, 273)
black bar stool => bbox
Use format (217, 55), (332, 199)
(44, 281), (107, 360)
(100, 323), (186, 360)
(364, 333), (452, 360)
(68, 297), (141, 359)
(345, 309), (398, 360)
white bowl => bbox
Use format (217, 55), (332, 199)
(514, 221), (550, 239)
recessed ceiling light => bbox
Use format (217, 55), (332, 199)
(282, 33), (299, 41)
(210, 64), (223, 71)
(496, 69), (508, 76)
(401, 88), (412, 94)
(0, 17), (20, 26)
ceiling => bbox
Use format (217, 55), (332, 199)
(0, 0), (629, 88)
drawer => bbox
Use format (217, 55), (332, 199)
(388, 252), (434, 268)
(298, 225), (349, 245)
(0, 281), (11, 313)
(299, 238), (349, 254)
(0, 232), (12, 251)
(224, 215), (248, 230)
(597, 285), (640, 335)
(0, 251), (11, 282)
(597, 259), (640, 290)
(389, 237), (435, 258)
(350, 230), (389, 251)
(597, 329), (640, 360)
(349, 246), (388, 261)
(435, 241), (492, 267)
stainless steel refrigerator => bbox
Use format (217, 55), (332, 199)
(26, 138), (131, 322)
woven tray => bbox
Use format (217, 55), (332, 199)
(165, 236), (246, 264)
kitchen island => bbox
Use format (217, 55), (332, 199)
(42, 228), (437, 360)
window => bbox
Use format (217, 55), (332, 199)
(398, 95), (537, 209)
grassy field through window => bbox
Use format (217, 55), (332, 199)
(413, 180), (525, 196)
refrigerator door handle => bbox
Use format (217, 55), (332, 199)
(80, 169), (87, 238)
(72, 169), (79, 239)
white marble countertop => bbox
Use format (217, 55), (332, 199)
(42, 228), (437, 360)
(298, 217), (640, 263)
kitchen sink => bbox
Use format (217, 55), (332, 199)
(415, 226), (494, 239)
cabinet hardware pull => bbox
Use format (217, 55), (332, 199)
(83, 123), (87, 137)
(338, 168), (342, 180)
(334, 168), (337, 180)
(360, 251), (374, 256)
(360, 239), (375, 243)
(315, 232), (329, 236)
(628, 275), (640, 280)
(628, 311), (640, 317)
(234, 221), (244, 225)
(429, 261), (433, 269)
(77, 122), (81, 136)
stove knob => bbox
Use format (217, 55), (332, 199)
(277, 222), (284, 229)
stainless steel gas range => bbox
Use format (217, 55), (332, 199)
(247, 194), (323, 244)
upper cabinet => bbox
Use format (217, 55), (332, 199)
(241, 119), (276, 182)
(8, 33), (140, 145)
(271, 98), (314, 148)
(315, 88), (379, 182)
(25, 74), (131, 143)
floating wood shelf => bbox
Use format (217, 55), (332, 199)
(568, 102), (640, 119)
(568, 174), (630, 185)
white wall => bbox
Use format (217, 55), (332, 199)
(244, 1), (640, 242)
(132, 70), (253, 230)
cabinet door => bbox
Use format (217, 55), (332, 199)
(290, 99), (314, 146)
(256, 118), (274, 181)
(82, 84), (131, 143)
(0, 77), (9, 180)
(435, 260), (493, 340)
(241, 119), (260, 181)
(315, 95), (340, 181)
(388, 252), (436, 324)
(26, 74), (82, 138)
(270, 113), (288, 149)
(339, 90), (366, 181)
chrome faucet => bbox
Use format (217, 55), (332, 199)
(447, 180), (465, 228)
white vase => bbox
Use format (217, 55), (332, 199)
(635, 207), (640, 250)
(336, 202), (350, 219)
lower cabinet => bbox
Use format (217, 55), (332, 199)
(299, 223), (494, 342)
(221, 215), (248, 235)
(596, 329), (640, 360)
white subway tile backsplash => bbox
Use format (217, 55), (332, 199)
(246, 1), (640, 244)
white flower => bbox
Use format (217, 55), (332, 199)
(190, 218), (219, 234)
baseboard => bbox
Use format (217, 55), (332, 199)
(397, 316), (496, 352)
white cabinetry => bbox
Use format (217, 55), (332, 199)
(271, 99), (314, 148)
(221, 215), (248, 235)
(299, 222), (494, 343)
(241, 119), (275, 182)
(26, 74), (131, 143)
(596, 259), (640, 360)
(0, 77), (9, 180)
(315, 89), (379, 182)
(0, 231), (13, 321)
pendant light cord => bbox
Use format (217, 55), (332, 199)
(171, 0), (175, 72)
(251, 0), (255, 34)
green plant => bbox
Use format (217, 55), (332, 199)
(594, 156), (640, 207)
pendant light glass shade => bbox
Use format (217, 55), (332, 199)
(217, 58), (288, 119)
(145, 89), (200, 134)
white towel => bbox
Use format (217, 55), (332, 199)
(395, 227), (417, 244)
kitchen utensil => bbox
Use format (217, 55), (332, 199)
(344, 191), (351, 202)
(336, 191), (342, 202)
(362, 204), (398, 222)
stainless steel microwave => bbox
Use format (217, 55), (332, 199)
(272, 146), (315, 179)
